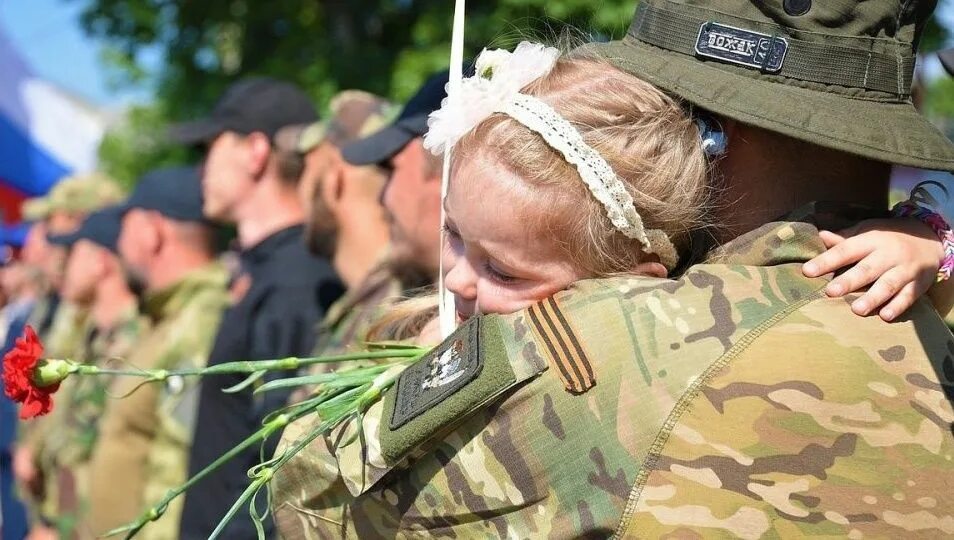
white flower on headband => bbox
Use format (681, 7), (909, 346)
(424, 41), (561, 155)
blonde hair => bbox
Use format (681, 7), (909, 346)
(372, 49), (712, 341)
(454, 51), (710, 276)
(367, 292), (438, 343)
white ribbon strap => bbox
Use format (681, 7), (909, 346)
(501, 94), (679, 269)
(438, 0), (467, 338)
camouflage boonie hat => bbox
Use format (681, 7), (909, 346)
(276, 90), (398, 154)
(590, 0), (954, 172)
(22, 172), (125, 221)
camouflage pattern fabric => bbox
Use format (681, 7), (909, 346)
(19, 302), (94, 528)
(85, 265), (228, 540)
(39, 306), (150, 539)
(38, 301), (91, 361)
(21, 172), (125, 221)
(270, 208), (954, 539)
(24, 291), (54, 340)
(286, 257), (402, 406)
(311, 258), (403, 358)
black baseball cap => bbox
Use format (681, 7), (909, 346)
(121, 166), (206, 222)
(342, 70), (451, 166)
(169, 77), (318, 145)
(47, 206), (123, 254)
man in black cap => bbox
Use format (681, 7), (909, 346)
(341, 70), (451, 286)
(86, 167), (229, 539)
(170, 78), (343, 540)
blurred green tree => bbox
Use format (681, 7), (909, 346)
(97, 103), (194, 188)
(75, 0), (952, 180)
(74, 0), (637, 180)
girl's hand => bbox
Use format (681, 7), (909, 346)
(802, 218), (942, 321)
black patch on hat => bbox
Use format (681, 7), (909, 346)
(390, 318), (482, 430)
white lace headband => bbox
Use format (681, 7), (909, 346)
(424, 42), (679, 270)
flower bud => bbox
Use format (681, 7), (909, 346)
(31, 358), (76, 387)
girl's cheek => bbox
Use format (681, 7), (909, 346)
(477, 282), (539, 316)
(440, 239), (462, 281)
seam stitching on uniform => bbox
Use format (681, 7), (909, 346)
(611, 287), (827, 538)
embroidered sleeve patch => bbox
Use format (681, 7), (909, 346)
(389, 318), (482, 430)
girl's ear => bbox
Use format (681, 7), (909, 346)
(631, 260), (668, 279)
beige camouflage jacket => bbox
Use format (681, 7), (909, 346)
(85, 265), (228, 540)
(312, 257), (404, 358)
(271, 213), (954, 539)
(21, 302), (95, 528)
(37, 305), (150, 537)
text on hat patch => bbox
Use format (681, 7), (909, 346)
(694, 22), (788, 73)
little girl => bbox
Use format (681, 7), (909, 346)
(417, 42), (946, 331)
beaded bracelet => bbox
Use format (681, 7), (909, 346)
(892, 200), (954, 282)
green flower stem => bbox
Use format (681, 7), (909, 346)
(209, 364), (408, 539)
(103, 396), (326, 539)
(98, 347), (427, 539)
(209, 404), (357, 540)
(72, 348), (425, 382)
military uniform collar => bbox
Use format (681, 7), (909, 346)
(143, 263), (227, 320)
(99, 304), (142, 337)
(321, 256), (398, 330)
(703, 202), (886, 267)
(239, 224), (304, 269)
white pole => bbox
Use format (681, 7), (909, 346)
(438, 0), (466, 338)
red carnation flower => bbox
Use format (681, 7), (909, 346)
(2, 325), (59, 419)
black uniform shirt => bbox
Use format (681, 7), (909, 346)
(179, 225), (343, 539)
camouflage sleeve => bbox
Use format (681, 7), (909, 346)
(271, 272), (755, 538)
(624, 296), (954, 538)
(139, 287), (227, 540)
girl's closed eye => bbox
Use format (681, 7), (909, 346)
(482, 260), (517, 284)
(442, 223), (461, 239)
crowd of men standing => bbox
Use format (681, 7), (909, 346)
(3, 0), (954, 537)
(0, 68), (452, 539)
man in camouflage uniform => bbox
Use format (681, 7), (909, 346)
(13, 173), (124, 538)
(35, 208), (150, 538)
(85, 167), (228, 540)
(23, 173), (125, 352)
(271, 0), (954, 537)
(276, 90), (402, 360)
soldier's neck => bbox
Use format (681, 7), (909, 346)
(93, 273), (137, 330)
(146, 252), (214, 293)
(235, 179), (305, 249)
(712, 123), (890, 242)
(334, 204), (390, 289)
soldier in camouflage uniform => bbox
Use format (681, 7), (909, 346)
(13, 173), (124, 538)
(85, 167), (228, 540)
(275, 90), (402, 361)
(35, 208), (150, 538)
(271, 0), (954, 538)
(23, 172), (126, 348)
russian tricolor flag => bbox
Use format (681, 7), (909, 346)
(0, 24), (106, 242)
